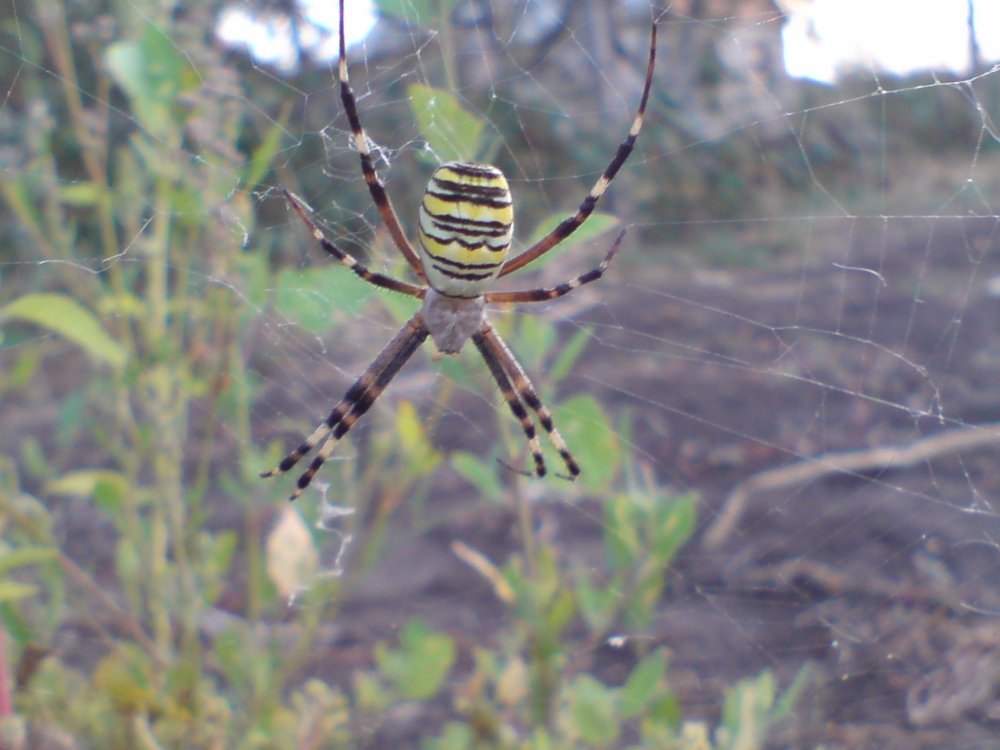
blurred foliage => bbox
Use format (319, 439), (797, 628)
(408, 83), (487, 163)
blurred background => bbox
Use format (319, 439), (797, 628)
(2, 0), (1000, 747)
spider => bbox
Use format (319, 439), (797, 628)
(263, 0), (656, 501)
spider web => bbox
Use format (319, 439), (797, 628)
(3, 0), (1000, 746)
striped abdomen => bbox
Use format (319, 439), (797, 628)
(417, 162), (513, 298)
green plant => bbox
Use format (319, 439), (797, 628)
(577, 463), (697, 637)
(334, 472), (807, 749)
(713, 667), (813, 750)
(0, 2), (348, 745)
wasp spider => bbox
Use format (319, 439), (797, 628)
(263, 0), (656, 500)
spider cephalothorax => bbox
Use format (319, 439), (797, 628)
(262, 0), (656, 500)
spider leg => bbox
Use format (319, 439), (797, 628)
(485, 229), (626, 304)
(337, 0), (426, 280)
(471, 329), (547, 478)
(498, 23), (656, 278)
(262, 314), (430, 500)
(474, 322), (580, 479)
(283, 189), (425, 298)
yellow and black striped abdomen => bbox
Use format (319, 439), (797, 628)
(417, 162), (513, 297)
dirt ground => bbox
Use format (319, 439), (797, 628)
(300, 215), (1000, 748)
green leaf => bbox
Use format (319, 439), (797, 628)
(771, 664), (814, 723)
(527, 212), (621, 263)
(353, 670), (390, 712)
(396, 400), (442, 475)
(450, 451), (503, 498)
(200, 531), (239, 603)
(548, 327), (591, 384)
(105, 23), (199, 137)
(408, 83), (486, 163)
(604, 495), (640, 571)
(236, 248), (274, 312)
(544, 587), (576, 638)
(60, 181), (105, 207)
(273, 265), (375, 334)
(94, 644), (159, 714)
(0, 602), (33, 647)
(531, 727), (556, 750)
(46, 469), (129, 514)
(625, 573), (663, 631)
(0, 581), (38, 604)
(647, 692), (683, 730)
(508, 313), (555, 373)
(246, 104), (290, 191)
(98, 290), (147, 320)
(0, 547), (57, 577)
(8, 348), (41, 388)
(433, 722), (475, 750)
(374, 619), (456, 700)
(47, 469), (128, 498)
(569, 674), (619, 746)
(396, 400), (427, 450)
(719, 670), (777, 750)
(620, 649), (668, 718)
(1, 293), (126, 369)
(574, 569), (619, 633)
(553, 395), (619, 491)
(650, 493), (698, 567)
(55, 391), (87, 451)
